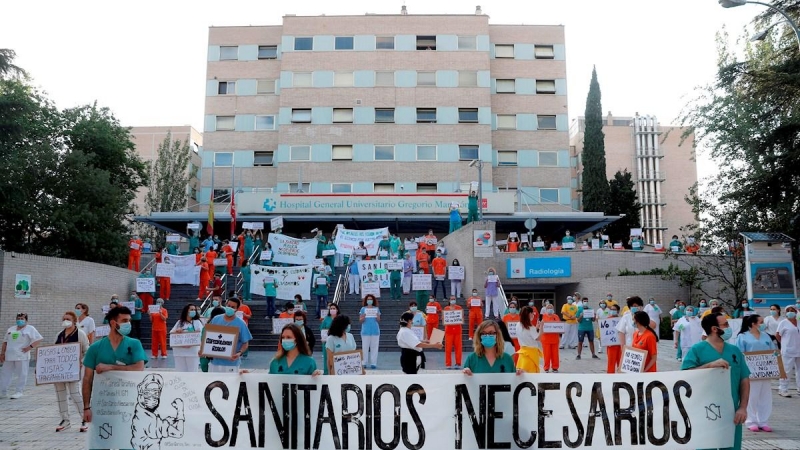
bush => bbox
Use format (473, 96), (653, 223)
(659, 316), (673, 340)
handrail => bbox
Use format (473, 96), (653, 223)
(200, 273), (228, 314)
(498, 282), (509, 309)
(235, 246), (265, 298)
(332, 259), (351, 305)
(139, 257), (157, 274)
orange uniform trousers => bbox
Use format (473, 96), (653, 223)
(542, 342), (560, 371)
(157, 277), (171, 300)
(606, 345), (621, 373)
(445, 326), (463, 367)
(468, 308), (482, 339)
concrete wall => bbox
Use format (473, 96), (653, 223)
(0, 252), (138, 343)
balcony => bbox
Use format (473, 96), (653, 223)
(637, 170), (666, 181)
(635, 149), (664, 158)
(642, 219), (668, 230)
(639, 196), (666, 205)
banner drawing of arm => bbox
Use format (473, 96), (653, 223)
(130, 373), (185, 450)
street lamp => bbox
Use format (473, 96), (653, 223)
(468, 159), (483, 220)
(719, 0), (800, 52)
(750, 19), (786, 41)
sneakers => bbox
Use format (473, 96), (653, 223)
(576, 355), (581, 360)
(748, 426), (760, 432)
(598, 348), (604, 354)
(779, 391), (792, 398)
(56, 420), (70, 432)
(10, 392), (23, 399)
(160, 355), (167, 359)
(760, 426), (773, 432)
(370, 365), (377, 370)
(592, 354), (600, 359)
(552, 369), (559, 373)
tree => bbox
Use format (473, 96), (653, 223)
(580, 66), (611, 213)
(0, 49), (27, 79)
(603, 170), (642, 244)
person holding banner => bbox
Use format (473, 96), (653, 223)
(595, 301), (610, 353)
(75, 303), (96, 344)
(733, 300), (755, 319)
(463, 320), (520, 375)
(443, 296), (464, 369)
(326, 314), (357, 375)
(416, 246), (430, 274)
(220, 240), (235, 275)
(170, 304), (203, 372)
(207, 300), (252, 373)
(154, 249), (172, 302)
(559, 296), (579, 349)
(240, 260), (252, 303)
(484, 268), (501, 319)
(538, 305), (561, 373)
(188, 229), (200, 254)
(313, 267), (330, 316)
(467, 289), (483, 340)
(736, 314), (777, 432)
(516, 306), (542, 373)
(431, 252), (447, 299)
(398, 312), (443, 374)
(776, 305), (800, 398)
(320, 304), (335, 374)
(449, 259), (463, 298)
(0, 313), (42, 399)
(466, 190), (479, 223)
(129, 291), (144, 340)
(682, 313), (750, 449)
(359, 295), (381, 369)
(149, 299), (169, 359)
(389, 256), (403, 300)
(631, 311), (659, 372)
(52, 311), (90, 432)
(269, 324), (321, 375)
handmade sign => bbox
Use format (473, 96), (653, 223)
(271, 318), (294, 335)
(413, 274), (432, 291)
(429, 327), (445, 344)
(35, 343), (81, 385)
(744, 350), (786, 380)
(166, 234), (182, 242)
(170, 332), (202, 348)
(148, 305), (162, 314)
(363, 308), (379, 318)
(136, 277), (155, 293)
(442, 309), (463, 326)
(250, 264), (314, 301)
(243, 222), (264, 230)
(94, 325), (110, 338)
(619, 346), (648, 373)
(322, 249), (336, 257)
(199, 324), (239, 360)
(542, 322), (566, 334)
(267, 234), (317, 265)
(362, 282), (381, 298)
(270, 216), (283, 231)
(448, 266), (465, 280)
(470, 298), (482, 307)
(332, 350), (364, 376)
(213, 258), (227, 266)
(156, 263), (175, 278)
(387, 262), (403, 271)
(507, 321), (519, 339)
(411, 326), (425, 341)
(260, 250), (273, 260)
(599, 317), (621, 346)
(582, 309), (595, 319)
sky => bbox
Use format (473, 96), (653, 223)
(1, 0), (761, 177)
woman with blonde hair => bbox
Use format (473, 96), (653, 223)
(268, 324), (321, 375)
(74, 303), (96, 343)
(463, 320), (520, 375)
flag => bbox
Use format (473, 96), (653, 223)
(230, 189), (236, 237)
(207, 191), (214, 235)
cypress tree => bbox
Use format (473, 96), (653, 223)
(581, 67), (610, 212)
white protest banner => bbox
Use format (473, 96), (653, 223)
(164, 254), (200, 285)
(156, 263), (175, 278)
(411, 326), (425, 341)
(122, 301), (136, 311)
(272, 318), (294, 335)
(334, 227), (388, 256)
(442, 309), (463, 325)
(582, 309), (595, 319)
(599, 317), (621, 346)
(745, 350), (786, 380)
(413, 273), (432, 291)
(322, 249), (336, 257)
(35, 343), (81, 385)
(136, 277), (155, 293)
(620, 346), (648, 373)
(507, 322), (520, 339)
(267, 233), (318, 265)
(358, 260), (404, 289)
(170, 332), (202, 348)
(243, 222), (264, 230)
(362, 282), (381, 298)
(199, 324), (239, 359)
(148, 305), (162, 314)
(448, 266), (465, 280)
(542, 322), (566, 334)
(270, 216), (284, 231)
(250, 264), (314, 301)
(166, 234), (182, 242)
(332, 350), (364, 376)
(94, 325), (110, 338)
(364, 307), (379, 318)
(89, 369), (735, 449)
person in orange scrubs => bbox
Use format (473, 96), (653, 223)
(154, 249), (171, 301)
(425, 295), (441, 341)
(503, 300), (521, 351)
(128, 235), (143, 271)
(237, 232), (246, 266)
(221, 240), (234, 275)
(467, 289), (483, 340)
(149, 298), (168, 359)
(443, 295), (463, 369)
(631, 311), (659, 372)
(417, 249), (430, 274)
(606, 304), (622, 373)
(431, 252), (447, 298)
(538, 304), (562, 373)
(197, 257), (211, 299)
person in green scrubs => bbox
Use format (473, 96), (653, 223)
(681, 313), (750, 450)
(463, 320), (522, 375)
(268, 324), (322, 375)
(320, 303), (337, 375)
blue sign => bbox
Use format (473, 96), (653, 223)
(507, 257), (572, 279)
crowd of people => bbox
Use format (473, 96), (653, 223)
(494, 231), (705, 254)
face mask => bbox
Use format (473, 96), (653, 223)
(630, 307), (639, 314)
(330, 309), (337, 317)
(599, 304), (606, 309)
(686, 310), (695, 317)
(609, 310), (619, 317)
(480, 334), (497, 348)
(281, 339), (296, 351)
(346, 325), (351, 333)
(16, 320), (26, 327)
(450, 300), (456, 305)
(189, 311), (197, 318)
(528, 302), (534, 307)
(546, 309), (554, 314)
(212, 301), (219, 307)
(606, 296), (612, 300)
(718, 327), (733, 341)
(410, 306), (418, 312)
(758, 323), (767, 332)
(741, 303), (749, 309)
(649, 300), (655, 305)
(74, 309), (83, 317)
(367, 300), (374, 306)
(787, 312), (797, 320)
(295, 320), (304, 327)
(771, 310), (778, 316)
(679, 305), (685, 310)
(700, 302), (707, 307)
(62, 320), (73, 328)
(583, 302), (588, 306)
(509, 308), (517, 314)
(224, 307), (236, 317)
(472, 292), (478, 296)
(567, 299), (574, 304)
(488, 272), (495, 276)
(117, 322), (132, 336)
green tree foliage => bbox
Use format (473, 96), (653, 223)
(580, 67), (611, 213)
(603, 170), (642, 244)
(0, 49), (27, 79)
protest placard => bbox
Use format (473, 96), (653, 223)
(170, 332), (202, 348)
(213, 258), (228, 266)
(487, 275), (499, 283)
(562, 242), (576, 250)
(121, 301), (136, 311)
(745, 350), (786, 380)
(411, 326), (425, 341)
(166, 234), (182, 242)
(332, 350), (364, 376)
(364, 308), (379, 318)
(320, 329), (329, 341)
(619, 346), (648, 373)
(156, 263), (175, 278)
(272, 318), (294, 335)
(362, 282), (381, 298)
(429, 328), (445, 344)
(199, 324), (239, 360)
(413, 274), (432, 291)
(148, 305), (162, 314)
(270, 216), (284, 231)
(442, 309), (463, 325)
(94, 325), (110, 338)
(448, 266), (465, 280)
(35, 343), (81, 385)
(599, 318), (621, 346)
(316, 277), (328, 286)
(582, 309), (595, 319)
(136, 277), (155, 293)
(470, 298), (482, 307)
(243, 222), (264, 230)
(260, 250), (272, 260)
(322, 249), (336, 257)
(542, 322), (566, 334)
(507, 321), (520, 339)
(387, 262), (403, 271)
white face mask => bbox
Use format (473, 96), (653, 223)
(62, 320), (73, 328)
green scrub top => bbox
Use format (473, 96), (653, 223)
(576, 306), (594, 332)
(83, 336), (148, 369)
(269, 354), (317, 375)
(464, 352), (515, 374)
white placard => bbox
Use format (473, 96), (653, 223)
(671, 246), (680, 252)
(313, 258), (324, 267)
(166, 234), (182, 242)
(129, 242), (140, 250)
(270, 216), (284, 231)
(362, 282), (381, 298)
(199, 324), (239, 359)
(619, 346), (648, 373)
(94, 325), (110, 337)
(271, 318), (294, 335)
(260, 250), (273, 260)
(320, 329), (329, 341)
(542, 322), (566, 334)
(613, 243), (623, 249)
(243, 222), (264, 230)
(411, 326), (425, 341)
(426, 305), (438, 315)
(562, 242), (576, 249)
(386, 262), (403, 270)
(316, 277), (328, 286)
(156, 263), (175, 278)
(354, 248), (367, 256)
(743, 311), (756, 317)
(601, 235), (610, 241)
(136, 277), (155, 293)
(122, 301), (136, 311)
(532, 241), (545, 248)
(213, 258), (228, 266)
(413, 274), (432, 291)
(235, 311), (244, 319)
(496, 239), (508, 246)
(404, 242), (418, 250)
(508, 232), (518, 238)
(35, 343), (81, 385)
(487, 275), (499, 283)
(332, 350), (364, 376)
(470, 298), (482, 307)
(599, 318), (621, 346)
(448, 266), (465, 280)
(442, 309), (463, 325)
(744, 351), (786, 380)
(582, 309), (595, 319)
(507, 321), (520, 339)
(630, 228), (643, 236)
(187, 223), (201, 230)
(378, 250), (389, 258)
(170, 332), (202, 348)
(632, 241), (642, 249)
(364, 307), (379, 318)
(322, 249), (336, 257)
(148, 305), (162, 314)
(592, 239), (600, 248)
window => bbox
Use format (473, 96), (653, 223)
(374, 183), (394, 193)
(376, 36), (395, 49)
(416, 35), (436, 50)
(534, 45), (555, 59)
(495, 44), (514, 58)
(332, 183), (352, 193)
(497, 114), (516, 130)
(333, 108), (353, 123)
(290, 146), (310, 161)
(214, 152), (233, 166)
(458, 71), (478, 87)
(417, 71), (436, 86)
(255, 115), (275, 130)
(215, 116), (235, 131)
(332, 145), (353, 160)
(293, 72), (312, 87)
(333, 72), (354, 87)
(375, 108), (395, 123)
(496, 79), (516, 93)
(498, 151), (517, 166)
(417, 145), (437, 161)
(539, 151), (558, 166)
(375, 71), (394, 87)
(289, 182), (310, 192)
(417, 183), (437, 193)
(374, 145), (394, 160)
(217, 81), (235, 95)
(536, 80), (556, 94)
(294, 37), (313, 51)
(257, 79), (275, 94)
(213, 188), (231, 203)
(253, 151), (274, 166)
(458, 36), (477, 50)
(258, 45), (277, 59)
(540, 188), (559, 203)
(291, 108), (311, 123)
(537, 115), (557, 130)
(219, 46), (238, 60)
(335, 36), (354, 50)
(459, 145), (479, 161)
(459, 108), (479, 123)
(416, 108), (437, 123)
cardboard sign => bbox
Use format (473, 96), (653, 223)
(387, 262), (403, 270)
(582, 309), (595, 319)
(136, 277), (155, 293)
(619, 346), (648, 373)
(260, 250), (273, 260)
(332, 350), (364, 376)
(322, 249), (336, 257)
(148, 305), (162, 314)
(487, 275), (499, 283)
(270, 216), (284, 231)
(199, 324), (240, 360)
(599, 318), (621, 346)
(156, 263), (175, 278)
(35, 343), (81, 385)
(442, 309), (463, 325)
(507, 321), (520, 339)
(448, 266), (465, 280)
(94, 325), (110, 338)
(470, 298), (482, 307)
(429, 327), (445, 344)
(170, 332), (202, 348)
(362, 282), (381, 298)
(213, 258), (228, 266)
(744, 350), (786, 380)
(364, 307), (379, 318)
(426, 305), (438, 315)
(243, 222), (264, 230)
(542, 322), (566, 334)
(272, 318), (294, 335)
(413, 274), (432, 291)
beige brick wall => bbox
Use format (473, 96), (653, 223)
(0, 252), (138, 344)
(208, 25), (283, 46)
(282, 15), (490, 36)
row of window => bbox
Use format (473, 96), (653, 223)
(217, 41), (554, 57)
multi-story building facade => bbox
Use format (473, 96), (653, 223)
(570, 113), (697, 244)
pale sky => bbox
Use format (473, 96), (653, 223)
(2, 0), (760, 178)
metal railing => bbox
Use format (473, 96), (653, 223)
(498, 281), (509, 309)
(637, 170), (666, 181)
(200, 273), (228, 315)
(234, 248), (263, 298)
(332, 260), (351, 305)
(139, 257), (157, 274)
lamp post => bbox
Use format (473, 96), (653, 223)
(719, 0), (800, 52)
(469, 159), (484, 221)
